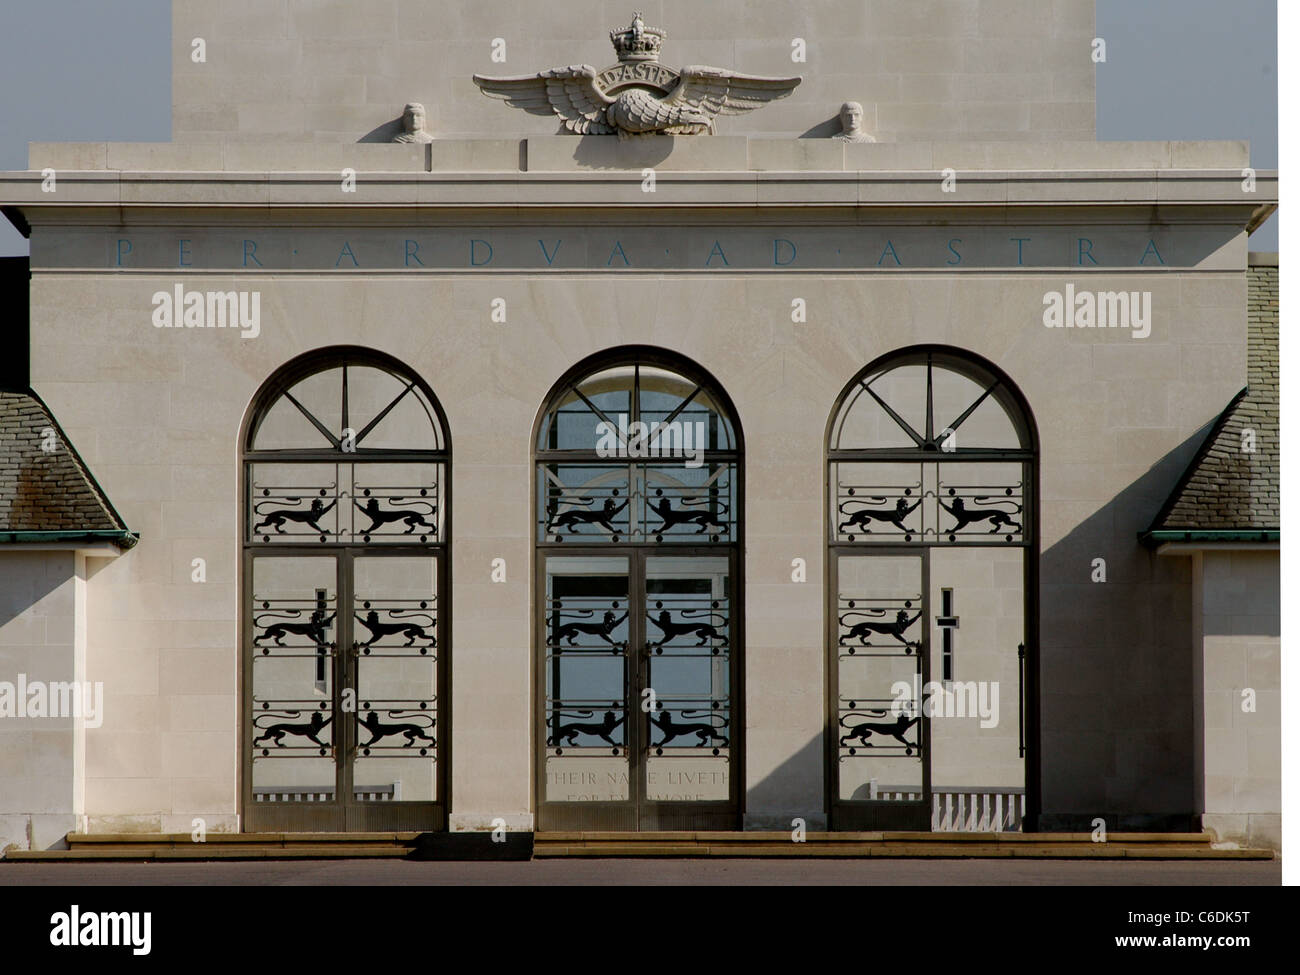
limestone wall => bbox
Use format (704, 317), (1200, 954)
(1196, 549), (1280, 850)
(23, 250), (1246, 831)
(0, 551), (86, 851)
(171, 0), (1096, 144)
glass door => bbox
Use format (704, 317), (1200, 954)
(244, 550), (445, 831)
(830, 551), (930, 830)
(347, 553), (442, 830)
(639, 555), (733, 826)
(537, 550), (739, 830)
(246, 555), (342, 830)
(540, 556), (635, 829)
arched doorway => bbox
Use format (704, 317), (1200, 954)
(534, 348), (743, 831)
(240, 347), (450, 831)
(826, 346), (1038, 831)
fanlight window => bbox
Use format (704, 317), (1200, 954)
(828, 349), (1033, 545)
(830, 350), (1030, 454)
(536, 358), (739, 544)
(248, 360), (445, 454)
(537, 364), (737, 453)
(244, 352), (448, 545)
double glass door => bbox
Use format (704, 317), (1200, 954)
(537, 550), (738, 830)
(243, 549), (444, 831)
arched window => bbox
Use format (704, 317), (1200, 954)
(827, 346), (1037, 831)
(240, 348), (450, 832)
(533, 348), (742, 831)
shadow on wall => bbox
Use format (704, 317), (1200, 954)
(744, 732), (826, 829)
(573, 134), (677, 168)
(0, 550), (85, 853)
(799, 115), (843, 139)
(1036, 424), (1212, 833)
(743, 423), (1219, 833)
(359, 116), (405, 143)
(359, 116), (570, 144)
(0, 551), (72, 633)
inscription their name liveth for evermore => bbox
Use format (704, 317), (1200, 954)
(549, 769), (726, 801)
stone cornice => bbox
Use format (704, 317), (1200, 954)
(1, 138), (1277, 237)
(0, 169), (1277, 220)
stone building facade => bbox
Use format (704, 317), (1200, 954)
(0, 0), (1280, 850)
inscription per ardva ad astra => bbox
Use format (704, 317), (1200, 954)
(83, 227), (1196, 271)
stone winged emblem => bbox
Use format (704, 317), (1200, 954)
(473, 12), (801, 138)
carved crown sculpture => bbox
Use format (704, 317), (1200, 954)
(473, 12), (801, 139)
(609, 11), (665, 62)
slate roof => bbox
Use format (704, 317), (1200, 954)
(0, 389), (136, 546)
(1146, 259), (1279, 535)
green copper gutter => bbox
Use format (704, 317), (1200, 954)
(0, 530), (139, 550)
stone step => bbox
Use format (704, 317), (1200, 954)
(2, 831), (426, 861)
(533, 841), (1271, 860)
(530, 831), (1272, 859)
(534, 830), (1222, 845)
(3, 830), (1272, 862)
(6, 846), (414, 861)
(67, 831), (422, 846)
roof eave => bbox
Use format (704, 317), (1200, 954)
(0, 529), (139, 552)
(1139, 528), (1279, 554)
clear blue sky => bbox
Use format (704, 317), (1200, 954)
(1097, 0), (1278, 249)
(0, 0), (1279, 254)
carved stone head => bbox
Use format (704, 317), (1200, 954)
(835, 101), (875, 143)
(840, 101), (863, 135)
(395, 102), (433, 143)
(404, 103), (426, 133)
